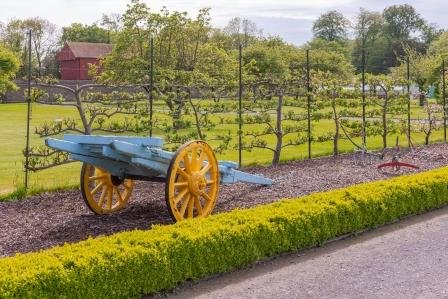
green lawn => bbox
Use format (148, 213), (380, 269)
(0, 100), (445, 197)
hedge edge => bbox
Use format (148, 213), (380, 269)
(1, 167), (448, 298)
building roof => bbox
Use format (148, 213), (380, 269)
(66, 42), (113, 59)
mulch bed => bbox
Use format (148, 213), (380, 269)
(1, 143), (448, 257)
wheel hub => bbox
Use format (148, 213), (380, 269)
(188, 172), (207, 196)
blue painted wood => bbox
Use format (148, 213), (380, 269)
(47, 134), (273, 186)
(218, 160), (238, 168)
(220, 167), (273, 185)
(111, 140), (174, 164)
(102, 146), (132, 163)
(70, 154), (159, 177)
(131, 158), (169, 176)
(63, 134), (164, 148)
(46, 138), (99, 157)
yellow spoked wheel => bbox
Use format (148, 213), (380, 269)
(166, 140), (220, 222)
(80, 163), (134, 214)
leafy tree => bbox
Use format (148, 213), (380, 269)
(0, 18), (59, 77)
(352, 8), (385, 73)
(100, 13), (122, 33)
(383, 5), (425, 41)
(381, 4), (428, 67)
(0, 43), (20, 94)
(312, 10), (350, 42)
(22, 18), (59, 76)
(0, 19), (25, 54)
(96, 1), (216, 130)
(366, 74), (405, 148)
(311, 50), (353, 155)
(223, 17), (261, 49)
(61, 23), (110, 44)
(27, 83), (151, 170)
(420, 23), (443, 46)
(305, 37), (350, 60)
(241, 42), (306, 165)
(414, 103), (443, 145)
(391, 48), (441, 105)
(429, 31), (448, 58)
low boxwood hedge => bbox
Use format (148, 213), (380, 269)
(1, 167), (448, 298)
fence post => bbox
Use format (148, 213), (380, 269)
(25, 30), (32, 190)
(149, 37), (154, 137)
(306, 49), (311, 159)
(361, 48), (366, 146)
(443, 59), (446, 143)
(238, 44), (243, 168)
(406, 56), (411, 147)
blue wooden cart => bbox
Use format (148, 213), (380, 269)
(46, 135), (273, 222)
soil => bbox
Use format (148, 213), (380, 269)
(1, 143), (448, 257)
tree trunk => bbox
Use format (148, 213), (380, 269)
(382, 97), (388, 149)
(75, 88), (91, 135)
(189, 97), (204, 140)
(272, 93), (283, 165)
(419, 92), (426, 107)
(331, 97), (339, 156)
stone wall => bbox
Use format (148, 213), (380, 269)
(1, 80), (147, 103)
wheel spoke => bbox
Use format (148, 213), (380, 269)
(123, 180), (132, 189)
(197, 151), (206, 169)
(174, 188), (189, 204)
(193, 195), (203, 216)
(82, 164), (133, 215)
(191, 146), (198, 170)
(183, 155), (192, 173)
(177, 167), (190, 180)
(199, 163), (211, 175)
(174, 181), (188, 188)
(90, 182), (104, 195)
(200, 191), (212, 203)
(166, 141), (219, 222)
(179, 194), (190, 217)
(107, 187), (113, 209)
(115, 186), (123, 203)
(187, 196), (194, 218)
(98, 186), (107, 207)
(89, 175), (106, 181)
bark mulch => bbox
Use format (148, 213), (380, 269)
(1, 143), (447, 257)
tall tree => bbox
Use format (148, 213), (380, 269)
(61, 23), (110, 44)
(0, 19), (26, 54)
(429, 31), (448, 58)
(352, 8), (385, 73)
(0, 18), (59, 77)
(391, 48), (441, 106)
(312, 10), (350, 42)
(383, 4), (425, 41)
(381, 4), (428, 67)
(0, 43), (20, 94)
(223, 17), (261, 48)
(22, 18), (59, 76)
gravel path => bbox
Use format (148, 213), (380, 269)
(1, 143), (448, 257)
(165, 205), (448, 298)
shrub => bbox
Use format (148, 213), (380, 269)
(1, 167), (448, 297)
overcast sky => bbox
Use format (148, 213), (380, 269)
(1, 0), (447, 45)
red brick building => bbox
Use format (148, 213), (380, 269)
(57, 42), (113, 80)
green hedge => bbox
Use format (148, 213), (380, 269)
(2, 167), (448, 298)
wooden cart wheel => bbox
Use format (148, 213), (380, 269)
(80, 163), (134, 214)
(166, 140), (220, 222)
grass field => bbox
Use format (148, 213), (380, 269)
(0, 99), (444, 197)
